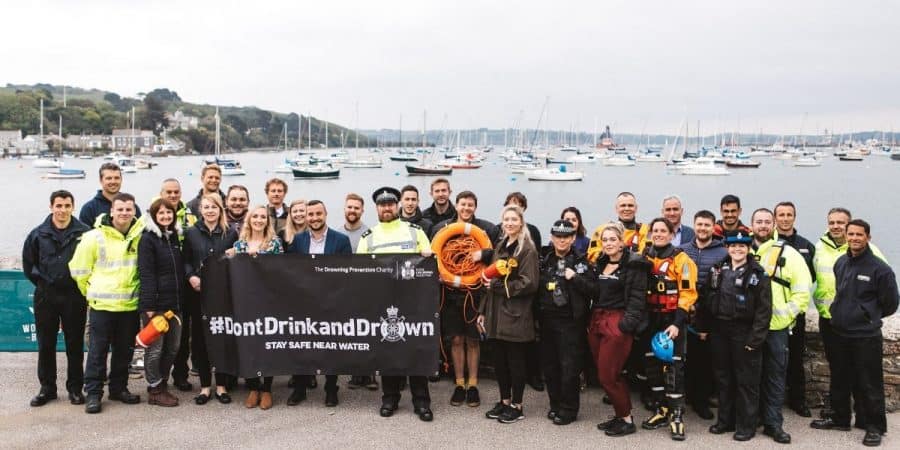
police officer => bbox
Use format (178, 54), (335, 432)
(69, 193), (144, 414)
(811, 219), (898, 447)
(773, 201), (816, 418)
(357, 186), (434, 422)
(22, 190), (91, 407)
(538, 220), (590, 425)
(750, 208), (811, 444)
(701, 231), (772, 441)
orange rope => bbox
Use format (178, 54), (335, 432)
(438, 235), (486, 290)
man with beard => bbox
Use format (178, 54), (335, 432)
(750, 208), (811, 444)
(422, 178), (456, 225)
(285, 200), (352, 407)
(357, 186), (434, 422)
(679, 210), (727, 420)
(225, 185), (250, 234)
(342, 193), (368, 251)
(713, 194), (751, 240)
(431, 191), (499, 407)
(772, 201), (816, 418)
(265, 178), (289, 234)
(399, 185), (433, 235)
(186, 165), (225, 215)
(80, 162), (141, 227)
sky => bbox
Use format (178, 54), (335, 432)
(2, 0), (899, 135)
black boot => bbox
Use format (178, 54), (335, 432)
(669, 406), (685, 441)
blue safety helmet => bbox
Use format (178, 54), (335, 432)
(651, 331), (674, 363)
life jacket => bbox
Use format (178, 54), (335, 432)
(647, 250), (681, 313)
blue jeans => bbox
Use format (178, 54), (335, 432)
(84, 309), (139, 397)
(761, 328), (789, 428)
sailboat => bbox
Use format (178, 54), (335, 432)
(343, 104), (383, 169)
(32, 99), (64, 169)
(406, 111), (452, 175)
(204, 107), (246, 176)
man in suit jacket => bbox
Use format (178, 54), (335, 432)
(285, 200), (352, 407)
(663, 195), (695, 247)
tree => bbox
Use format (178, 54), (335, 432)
(145, 88), (181, 102)
(142, 94), (169, 132)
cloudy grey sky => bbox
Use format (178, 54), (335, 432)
(3, 0), (899, 134)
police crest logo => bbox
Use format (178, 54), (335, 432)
(400, 260), (415, 280)
(379, 305), (406, 342)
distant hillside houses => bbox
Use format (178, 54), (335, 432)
(165, 110), (198, 131)
(0, 128), (174, 155)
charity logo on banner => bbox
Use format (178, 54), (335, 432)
(201, 253), (440, 378)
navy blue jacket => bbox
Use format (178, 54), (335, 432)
(79, 190), (142, 227)
(137, 220), (184, 313)
(22, 215), (90, 291)
(831, 245), (899, 338)
(287, 228), (353, 255)
(679, 238), (728, 289)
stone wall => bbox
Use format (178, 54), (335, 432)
(804, 309), (900, 412)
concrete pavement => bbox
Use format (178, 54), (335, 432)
(0, 352), (892, 449)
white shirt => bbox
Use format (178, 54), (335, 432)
(309, 229), (328, 255)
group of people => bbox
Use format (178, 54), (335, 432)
(21, 164), (898, 446)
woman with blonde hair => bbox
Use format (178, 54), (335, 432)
(477, 205), (539, 424)
(182, 193), (238, 405)
(231, 205), (283, 409)
(278, 199), (307, 246)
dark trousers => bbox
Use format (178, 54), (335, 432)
(711, 320), (763, 434)
(84, 309), (139, 397)
(829, 333), (887, 434)
(820, 317), (864, 420)
(761, 328), (789, 428)
(587, 309), (633, 417)
(539, 313), (583, 419)
(171, 293), (192, 382)
(786, 313), (807, 407)
(293, 375), (338, 392)
(493, 339), (528, 404)
(187, 296), (229, 388)
(33, 285), (87, 394)
(382, 376), (430, 409)
(686, 329), (714, 409)
(642, 312), (686, 407)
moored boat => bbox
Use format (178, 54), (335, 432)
(406, 164), (452, 175)
(42, 168), (86, 179)
(527, 167), (584, 181)
(292, 164), (340, 179)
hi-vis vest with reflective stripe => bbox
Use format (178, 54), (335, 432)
(356, 218), (430, 255)
(69, 215), (144, 312)
(813, 234), (887, 319)
(752, 238), (811, 330)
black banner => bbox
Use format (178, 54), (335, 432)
(201, 254), (440, 378)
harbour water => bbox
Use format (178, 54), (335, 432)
(3, 151), (898, 263)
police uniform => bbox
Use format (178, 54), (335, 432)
(640, 242), (698, 440)
(537, 220), (591, 424)
(700, 231), (772, 440)
(357, 187), (434, 422)
(751, 232), (811, 443)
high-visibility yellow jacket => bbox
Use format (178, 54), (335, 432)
(357, 218), (430, 254)
(752, 235), (812, 330)
(69, 214), (144, 312)
(813, 233), (886, 319)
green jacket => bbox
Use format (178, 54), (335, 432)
(752, 235), (812, 331)
(813, 232), (886, 319)
(69, 214), (144, 312)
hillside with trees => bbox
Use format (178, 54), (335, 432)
(0, 83), (371, 153)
